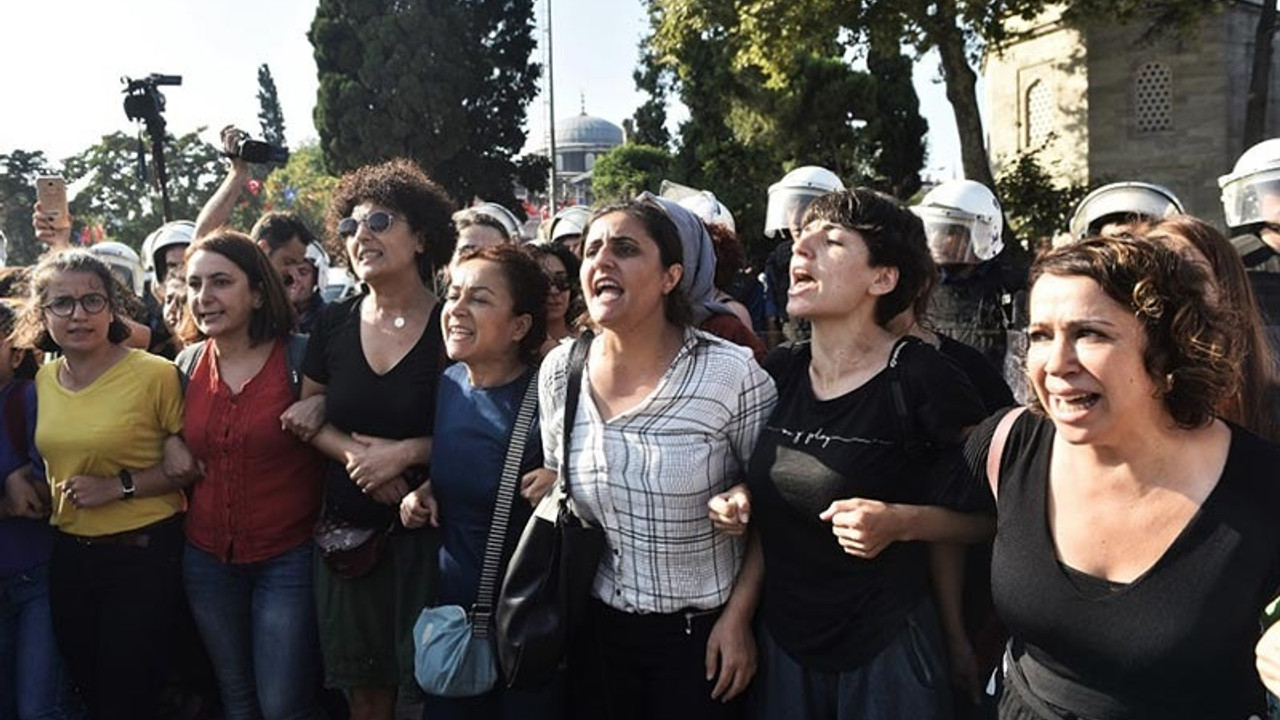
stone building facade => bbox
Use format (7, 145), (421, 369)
(984, 1), (1280, 227)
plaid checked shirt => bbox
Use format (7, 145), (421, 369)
(539, 328), (777, 614)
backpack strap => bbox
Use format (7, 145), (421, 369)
(174, 341), (208, 394)
(886, 336), (926, 451)
(284, 334), (309, 398)
(986, 407), (1026, 499)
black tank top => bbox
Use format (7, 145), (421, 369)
(967, 412), (1280, 719)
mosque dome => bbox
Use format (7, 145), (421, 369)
(556, 113), (624, 149)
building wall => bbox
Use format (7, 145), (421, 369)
(985, 6), (1090, 184)
(986, 1), (1280, 229)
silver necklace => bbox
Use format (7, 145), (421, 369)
(393, 316), (406, 329)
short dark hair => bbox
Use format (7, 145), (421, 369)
(452, 245), (548, 366)
(801, 188), (937, 327)
(583, 199), (693, 327)
(17, 250), (132, 352)
(326, 158), (457, 282)
(706, 222), (744, 292)
(178, 230), (296, 346)
(1029, 236), (1237, 429)
(251, 212), (317, 254)
(0, 300), (38, 380)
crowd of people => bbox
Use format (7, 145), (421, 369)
(4, 123), (1280, 720)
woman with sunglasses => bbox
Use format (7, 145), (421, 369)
(526, 242), (582, 358)
(283, 159), (452, 720)
(16, 251), (193, 719)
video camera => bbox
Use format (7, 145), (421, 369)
(227, 135), (289, 165)
(122, 74), (182, 130)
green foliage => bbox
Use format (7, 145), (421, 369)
(259, 142), (340, 239)
(257, 64), (288, 148)
(62, 130), (224, 251)
(636, 0), (928, 254)
(0, 150), (55, 266)
(310, 0), (541, 209)
(590, 144), (672, 203)
(994, 146), (1093, 252)
(630, 48), (671, 148)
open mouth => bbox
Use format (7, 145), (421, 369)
(592, 278), (623, 299)
(789, 268), (817, 294)
(1052, 393), (1100, 414)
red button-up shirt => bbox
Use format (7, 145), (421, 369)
(184, 339), (323, 563)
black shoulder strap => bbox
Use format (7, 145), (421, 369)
(175, 341), (208, 394)
(3, 379), (31, 459)
(560, 331), (594, 497)
(887, 336), (926, 452)
(471, 372), (540, 635)
(284, 334), (308, 398)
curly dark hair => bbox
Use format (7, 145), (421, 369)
(1145, 216), (1280, 440)
(1028, 235), (1238, 429)
(16, 250), (132, 352)
(801, 188), (937, 327)
(325, 158), (457, 282)
(450, 245), (548, 367)
(583, 200), (694, 327)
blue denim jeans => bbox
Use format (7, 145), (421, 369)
(0, 564), (83, 720)
(183, 542), (321, 720)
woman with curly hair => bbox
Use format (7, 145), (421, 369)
(281, 158), (454, 720)
(1144, 215), (1280, 442)
(967, 236), (1280, 719)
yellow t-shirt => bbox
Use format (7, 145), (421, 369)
(36, 349), (185, 536)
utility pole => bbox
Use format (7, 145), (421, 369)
(545, 0), (558, 215)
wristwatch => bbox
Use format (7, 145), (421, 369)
(118, 469), (135, 500)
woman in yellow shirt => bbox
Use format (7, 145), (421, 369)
(16, 250), (192, 720)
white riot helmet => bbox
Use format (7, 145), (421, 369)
(455, 202), (523, 242)
(659, 180), (737, 233)
(549, 206), (592, 244)
(141, 220), (196, 281)
(764, 166), (845, 238)
(912, 180), (1004, 265)
(305, 241), (331, 288)
(1220, 138), (1280, 231)
(1068, 182), (1183, 239)
(88, 241), (145, 297)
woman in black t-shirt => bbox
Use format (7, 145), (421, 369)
(968, 237), (1280, 719)
(735, 189), (986, 719)
(281, 159), (452, 720)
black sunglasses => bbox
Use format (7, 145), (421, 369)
(337, 210), (400, 239)
(547, 274), (572, 292)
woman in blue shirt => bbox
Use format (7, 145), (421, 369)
(400, 244), (557, 719)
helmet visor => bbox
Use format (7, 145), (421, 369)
(914, 206), (1000, 264)
(1222, 167), (1280, 229)
(765, 188), (825, 238)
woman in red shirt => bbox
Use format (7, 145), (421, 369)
(176, 230), (323, 720)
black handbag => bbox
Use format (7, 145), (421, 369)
(496, 333), (605, 691)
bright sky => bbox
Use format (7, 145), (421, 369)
(0, 0), (966, 179)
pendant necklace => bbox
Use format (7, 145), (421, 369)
(393, 316), (406, 329)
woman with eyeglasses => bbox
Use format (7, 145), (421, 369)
(281, 159), (452, 720)
(525, 242), (582, 358)
(16, 250), (194, 719)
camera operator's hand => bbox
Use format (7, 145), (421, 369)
(219, 125), (252, 174)
(32, 202), (72, 251)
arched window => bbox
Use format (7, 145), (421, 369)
(1133, 62), (1173, 133)
(1025, 80), (1053, 149)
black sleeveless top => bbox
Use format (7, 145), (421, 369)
(965, 412), (1280, 719)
